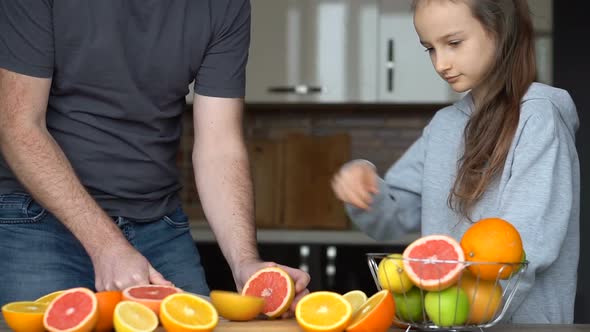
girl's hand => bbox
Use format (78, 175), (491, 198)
(331, 160), (379, 210)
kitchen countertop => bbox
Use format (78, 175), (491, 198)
(1, 317), (590, 332)
(190, 222), (420, 246)
(211, 320), (590, 331)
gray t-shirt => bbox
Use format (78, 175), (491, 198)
(0, 0), (250, 220)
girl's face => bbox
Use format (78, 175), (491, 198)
(413, 0), (496, 100)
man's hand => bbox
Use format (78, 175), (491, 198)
(91, 242), (172, 291)
(234, 260), (311, 318)
(0, 68), (175, 292)
(331, 160), (379, 210)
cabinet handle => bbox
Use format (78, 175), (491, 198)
(387, 38), (395, 92)
(267, 85), (323, 95)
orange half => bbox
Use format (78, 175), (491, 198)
(2, 301), (47, 332)
(346, 290), (396, 332)
(159, 292), (218, 332)
(295, 291), (352, 332)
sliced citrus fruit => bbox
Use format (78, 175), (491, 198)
(159, 292), (218, 332)
(94, 290), (123, 332)
(113, 301), (158, 332)
(342, 290), (367, 315)
(295, 291), (352, 332)
(210, 290), (264, 321)
(378, 253), (415, 293)
(34, 290), (65, 304)
(122, 284), (182, 315)
(242, 266), (295, 318)
(402, 234), (465, 291)
(2, 301), (47, 332)
(43, 287), (98, 332)
(346, 289), (396, 332)
(461, 217), (524, 280)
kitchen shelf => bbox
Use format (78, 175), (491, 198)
(190, 221), (419, 246)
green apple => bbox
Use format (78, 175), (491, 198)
(393, 287), (424, 323)
(424, 286), (469, 327)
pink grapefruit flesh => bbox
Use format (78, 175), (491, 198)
(125, 285), (179, 300)
(43, 287), (98, 332)
(402, 235), (465, 291)
(242, 267), (295, 318)
(122, 284), (182, 315)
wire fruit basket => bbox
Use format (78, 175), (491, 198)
(367, 253), (528, 331)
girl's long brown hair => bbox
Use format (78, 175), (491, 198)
(452, 0), (536, 219)
(415, 0), (537, 219)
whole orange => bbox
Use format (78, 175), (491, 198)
(94, 290), (122, 332)
(459, 270), (502, 324)
(461, 217), (523, 280)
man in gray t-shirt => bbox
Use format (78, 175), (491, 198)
(0, 0), (309, 311)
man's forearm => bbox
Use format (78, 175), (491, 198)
(0, 125), (127, 260)
(194, 147), (260, 270)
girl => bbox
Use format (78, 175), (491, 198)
(332, 0), (579, 324)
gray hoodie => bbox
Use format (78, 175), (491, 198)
(347, 82), (580, 324)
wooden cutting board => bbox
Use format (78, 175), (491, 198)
(215, 319), (301, 331)
(248, 139), (284, 228)
(151, 319), (301, 331)
(282, 133), (351, 229)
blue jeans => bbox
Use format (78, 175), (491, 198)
(0, 193), (209, 306)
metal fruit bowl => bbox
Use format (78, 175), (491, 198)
(367, 253), (528, 331)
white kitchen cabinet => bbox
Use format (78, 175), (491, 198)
(195, 0), (552, 104)
(376, 1), (461, 103)
(246, 0), (460, 104)
(245, 0), (379, 103)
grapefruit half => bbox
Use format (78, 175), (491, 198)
(122, 284), (182, 315)
(241, 266), (295, 318)
(402, 235), (465, 291)
(43, 287), (98, 332)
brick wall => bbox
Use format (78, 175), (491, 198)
(178, 105), (438, 224)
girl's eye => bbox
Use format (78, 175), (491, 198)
(424, 47), (434, 53)
(449, 40), (462, 47)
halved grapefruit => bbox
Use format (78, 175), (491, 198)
(122, 284), (182, 315)
(43, 287), (98, 332)
(241, 266), (295, 318)
(402, 235), (465, 291)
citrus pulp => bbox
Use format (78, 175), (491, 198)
(2, 301), (47, 332)
(122, 284), (182, 315)
(295, 291), (352, 332)
(402, 234), (465, 291)
(43, 287), (98, 332)
(113, 300), (158, 332)
(159, 292), (218, 332)
(242, 266), (295, 318)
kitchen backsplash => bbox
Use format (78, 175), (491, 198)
(178, 105), (437, 225)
